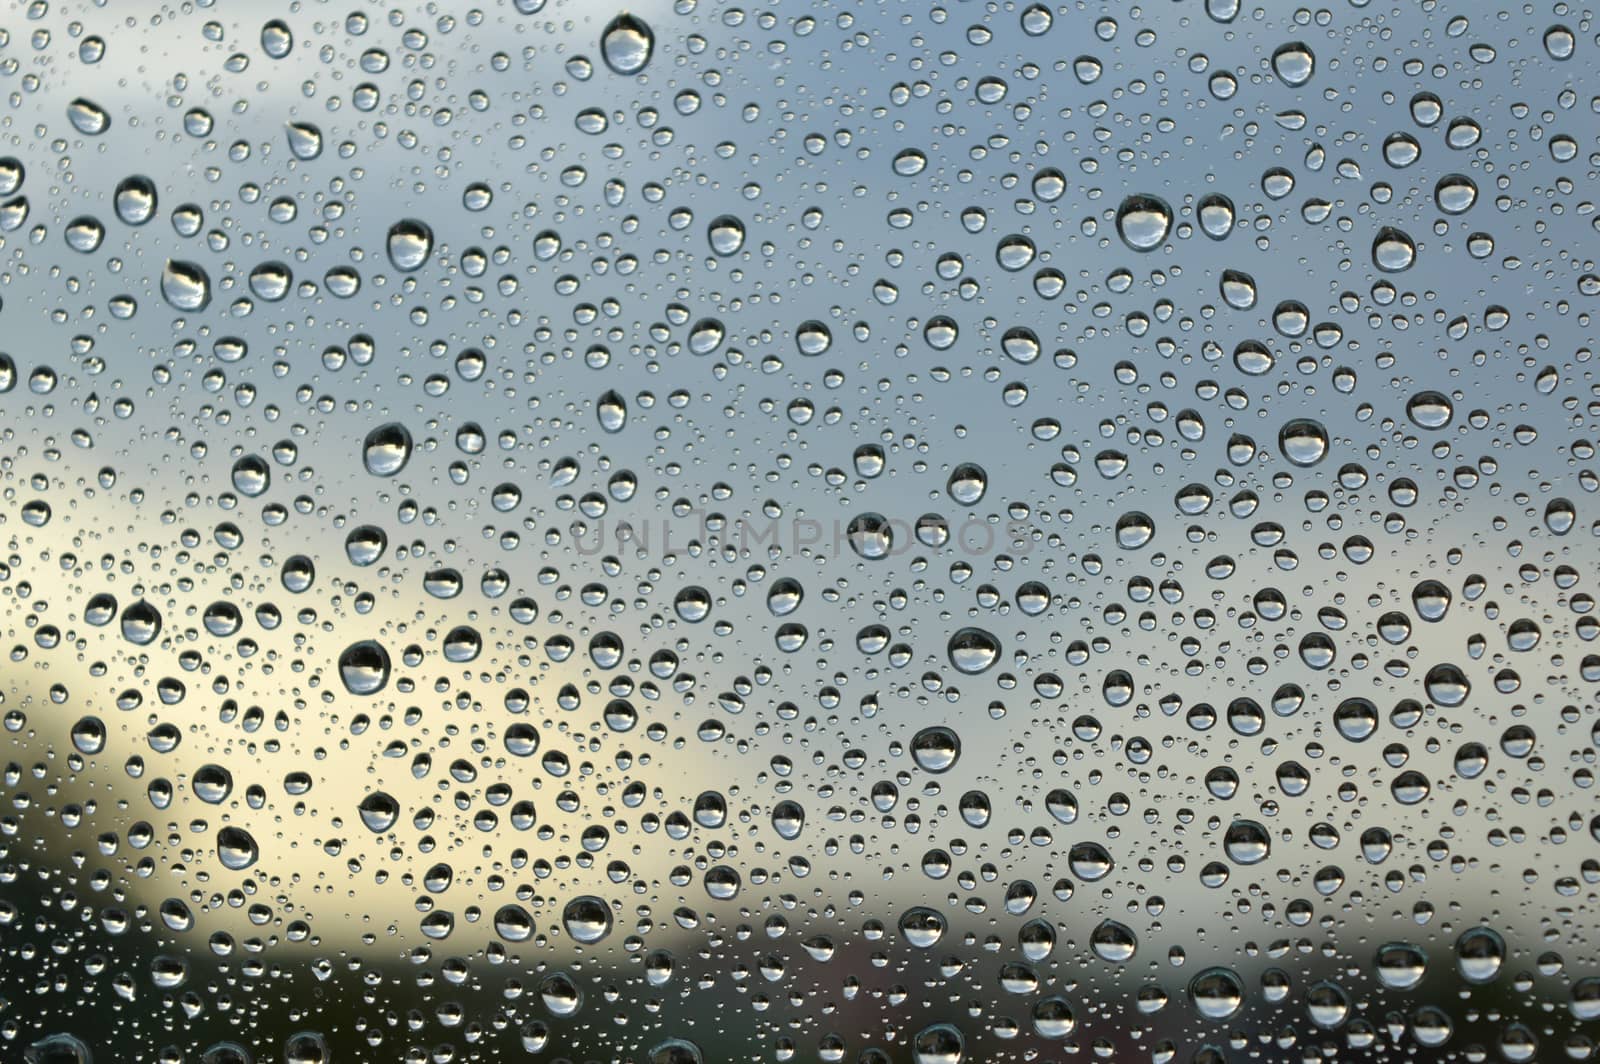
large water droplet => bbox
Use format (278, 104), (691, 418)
(114, 175), (158, 225)
(1222, 819), (1271, 864)
(601, 13), (655, 75)
(910, 726), (961, 773)
(1424, 662), (1470, 706)
(597, 389), (628, 432)
(557, 894), (612, 945)
(25, 1034), (92, 1064)
(1271, 42), (1316, 86)
(1405, 390), (1453, 429)
(362, 422), (413, 477)
(285, 122), (324, 160)
(1189, 967), (1245, 1020)
(707, 215), (745, 256)
(261, 19), (294, 58)
(1115, 194), (1173, 251)
(345, 525), (389, 566)
(357, 790), (400, 832)
(846, 512), (895, 560)
(899, 907), (947, 948)
(648, 1039), (704, 1064)
(1197, 193), (1235, 239)
(70, 716), (106, 755)
(1373, 943), (1428, 990)
(1372, 226), (1416, 272)
(339, 640), (392, 695)
(1278, 418), (1329, 466)
(947, 627), (1000, 674)
(386, 219), (433, 271)
(1090, 919), (1138, 962)
(67, 98), (110, 135)
(281, 1032), (329, 1064)
(216, 826), (260, 871)
(1434, 173), (1477, 214)
(120, 599), (163, 645)
(161, 259), (212, 311)
(911, 1023), (965, 1064)
(946, 462), (988, 505)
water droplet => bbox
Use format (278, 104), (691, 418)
(1271, 42), (1316, 85)
(362, 422), (414, 477)
(946, 463), (988, 505)
(795, 320), (832, 356)
(285, 122), (323, 160)
(25, 1034), (92, 1064)
(120, 599), (163, 646)
(912, 1023), (965, 1064)
(281, 1032), (329, 1064)
(1032, 997), (1077, 1038)
(1434, 173), (1477, 214)
(648, 1039), (704, 1064)
(1115, 194), (1173, 252)
(261, 19), (294, 58)
(1544, 23), (1576, 60)
(1372, 226), (1417, 272)
(1278, 418), (1329, 466)
(1090, 919), (1138, 962)
(1115, 511), (1155, 549)
(707, 215), (745, 255)
(1405, 390), (1454, 429)
(1189, 968), (1245, 1020)
(1222, 819), (1271, 864)
(0, 158), (23, 197)
(910, 726), (961, 773)
(597, 389), (628, 432)
(1545, 498), (1576, 535)
(345, 525), (388, 566)
(1424, 663), (1470, 707)
(947, 627), (1000, 674)
(193, 764), (233, 804)
(70, 716), (105, 755)
(357, 790), (400, 832)
(67, 98), (110, 135)
(846, 513), (895, 560)
(386, 219), (433, 271)
(601, 13), (655, 75)
(1374, 943), (1428, 989)
(996, 233), (1035, 271)
(160, 259), (212, 311)
(1333, 697), (1379, 741)
(200, 1043), (253, 1064)
(231, 455), (270, 497)
(1197, 193), (1235, 239)
(216, 826), (260, 871)
(899, 906), (946, 948)
(339, 640), (392, 695)
(555, 894), (611, 944)
(893, 148), (928, 176)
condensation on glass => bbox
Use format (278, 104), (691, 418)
(1, 1), (1598, 1062)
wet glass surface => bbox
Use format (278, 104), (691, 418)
(1, 1), (1599, 1061)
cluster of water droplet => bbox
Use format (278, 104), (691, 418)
(1, 0), (1598, 1062)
